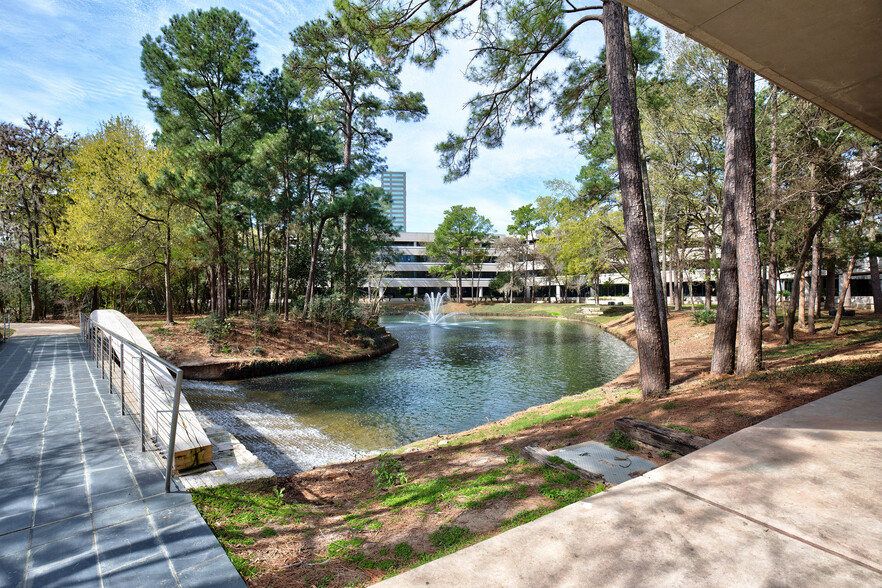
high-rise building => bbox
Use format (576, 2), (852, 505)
(381, 171), (406, 231)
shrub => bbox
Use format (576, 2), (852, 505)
(373, 456), (408, 489)
(692, 309), (717, 325)
(607, 430), (637, 451)
(192, 314), (233, 347)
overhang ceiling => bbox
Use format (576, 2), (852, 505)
(621, 0), (882, 140)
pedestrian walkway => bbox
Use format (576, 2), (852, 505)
(378, 375), (882, 587)
(0, 335), (245, 588)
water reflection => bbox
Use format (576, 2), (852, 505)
(185, 317), (635, 475)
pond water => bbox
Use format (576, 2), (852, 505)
(184, 317), (635, 475)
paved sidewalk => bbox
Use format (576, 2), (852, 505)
(0, 335), (245, 588)
(378, 375), (882, 587)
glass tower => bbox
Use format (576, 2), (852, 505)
(381, 171), (406, 231)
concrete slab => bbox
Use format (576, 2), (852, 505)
(550, 440), (656, 484)
(379, 477), (880, 587)
(644, 375), (882, 572)
(378, 376), (882, 587)
(7, 322), (80, 337)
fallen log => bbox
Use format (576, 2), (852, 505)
(614, 417), (711, 456)
(521, 445), (604, 483)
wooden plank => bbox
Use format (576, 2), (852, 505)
(614, 417), (712, 456)
(521, 445), (605, 483)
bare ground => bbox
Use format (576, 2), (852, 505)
(187, 308), (882, 587)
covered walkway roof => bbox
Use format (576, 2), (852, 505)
(622, 0), (882, 139)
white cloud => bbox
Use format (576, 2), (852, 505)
(0, 0), (612, 232)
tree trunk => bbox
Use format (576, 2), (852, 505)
(870, 254), (882, 314)
(710, 61), (741, 375)
(604, 0), (669, 396)
(832, 201), (870, 335)
(782, 194), (844, 343)
(807, 226), (820, 333)
(164, 222), (174, 325)
(673, 224), (682, 312)
(623, 6), (670, 372)
(825, 261), (837, 311)
(284, 220), (291, 321)
(732, 63), (761, 374)
(305, 216), (328, 311)
(704, 188), (713, 309)
(767, 86), (779, 331)
(798, 273), (806, 328)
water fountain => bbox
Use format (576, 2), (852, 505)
(412, 292), (468, 325)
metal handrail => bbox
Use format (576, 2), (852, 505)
(79, 312), (184, 493)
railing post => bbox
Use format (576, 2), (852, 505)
(120, 343), (125, 415)
(139, 353), (146, 452)
(101, 332), (106, 378)
(164, 369), (184, 493)
(108, 335), (113, 394)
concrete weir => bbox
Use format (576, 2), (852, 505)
(88, 310), (212, 470)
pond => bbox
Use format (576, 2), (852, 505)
(184, 316), (635, 475)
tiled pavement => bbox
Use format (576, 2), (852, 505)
(0, 335), (245, 588)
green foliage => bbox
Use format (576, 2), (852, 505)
(191, 314), (233, 347)
(607, 430), (638, 451)
(429, 525), (471, 549)
(426, 205), (493, 301)
(373, 457), (408, 489)
(259, 526), (277, 538)
(692, 309), (717, 325)
(546, 456), (577, 470)
(392, 542), (414, 560)
(661, 401), (677, 410)
(327, 537), (365, 558)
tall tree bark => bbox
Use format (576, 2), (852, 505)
(164, 221), (174, 325)
(623, 7), (670, 371)
(732, 63), (762, 374)
(710, 61), (741, 375)
(604, 0), (669, 396)
(870, 254), (882, 314)
(832, 201), (870, 335)
(767, 86), (779, 331)
(798, 273), (806, 328)
(825, 261), (837, 311)
(807, 222), (820, 333)
(782, 195), (843, 343)
(704, 182), (714, 309)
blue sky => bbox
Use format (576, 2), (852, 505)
(0, 0), (609, 233)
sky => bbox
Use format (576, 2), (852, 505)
(0, 0), (610, 233)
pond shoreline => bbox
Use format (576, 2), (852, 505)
(178, 331), (399, 380)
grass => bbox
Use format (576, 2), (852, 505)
(607, 430), (638, 450)
(665, 424), (693, 434)
(380, 465), (528, 511)
(441, 388), (639, 447)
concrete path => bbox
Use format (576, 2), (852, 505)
(0, 335), (245, 588)
(378, 376), (882, 587)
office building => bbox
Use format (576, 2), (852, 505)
(381, 171), (406, 231)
